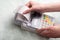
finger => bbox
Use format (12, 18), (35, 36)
(36, 26), (53, 33)
(40, 30), (56, 38)
(25, 1), (31, 7)
(36, 28), (47, 33)
(36, 28), (50, 38)
(26, 1), (36, 7)
(25, 1), (32, 8)
(39, 27), (54, 37)
(40, 30), (50, 37)
(23, 8), (33, 14)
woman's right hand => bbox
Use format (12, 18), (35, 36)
(23, 1), (46, 14)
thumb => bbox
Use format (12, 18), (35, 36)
(23, 8), (33, 14)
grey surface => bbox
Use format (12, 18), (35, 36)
(0, 0), (60, 40)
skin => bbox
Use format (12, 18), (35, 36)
(36, 25), (60, 38)
(23, 1), (60, 38)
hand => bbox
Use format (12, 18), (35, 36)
(23, 1), (46, 14)
(36, 25), (60, 38)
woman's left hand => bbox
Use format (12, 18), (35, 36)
(36, 25), (60, 38)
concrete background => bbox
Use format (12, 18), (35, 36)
(0, 0), (60, 40)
